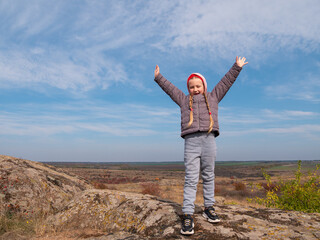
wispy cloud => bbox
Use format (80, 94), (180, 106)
(249, 124), (320, 134)
(0, 47), (128, 91)
(264, 74), (320, 102)
(160, 0), (320, 59)
(0, 1), (157, 92)
(221, 107), (320, 140)
(221, 108), (319, 125)
(0, 102), (179, 137)
(1, 1), (319, 92)
(262, 109), (319, 120)
(224, 124), (320, 141)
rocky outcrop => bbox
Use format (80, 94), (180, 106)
(45, 189), (181, 238)
(45, 189), (320, 239)
(0, 155), (92, 216)
(1, 155), (320, 239)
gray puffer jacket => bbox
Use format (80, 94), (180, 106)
(154, 63), (242, 138)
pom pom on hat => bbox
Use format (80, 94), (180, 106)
(187, 73), (207, 93)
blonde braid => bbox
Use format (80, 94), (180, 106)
(204, 93), (214, 133)
(187, 95), (193, 127)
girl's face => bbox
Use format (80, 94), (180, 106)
(188, 77), (204, 96)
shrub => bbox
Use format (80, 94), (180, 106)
(141, 183), (161, 196)
(233, 181), (246, 191)
(91, 181), (107, 189)
(249, 160), (320, 213)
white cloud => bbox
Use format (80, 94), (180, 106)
(220, 107), (320, 142)
(264, 74), (320, 102)
(220, 106), (320, 141)
(0, 47), (128, 91)
(221, 108), (319, 126)
(5, 1), (318, 57)
(252, 124), (320, 134)
(1, 1), (319, 92)
(157, 0), (320, 59)
(0, 1), (71, 40)
(283, 110), (318, 117)
(262, 109), (319, 120)
(224, 124), (320, 141)
(0, 1), (150, 92)
(0, 102), (179, 137)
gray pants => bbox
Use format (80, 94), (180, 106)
(182, 132), (216, 215)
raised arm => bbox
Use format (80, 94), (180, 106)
(154, 65), (186, 107)
(211, 56), (247, 102)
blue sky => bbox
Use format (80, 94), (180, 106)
(0, 0), (319, 162)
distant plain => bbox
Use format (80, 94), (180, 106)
(45, 160), (320, 207)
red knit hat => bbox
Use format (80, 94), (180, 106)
(187, 73), (207, 93)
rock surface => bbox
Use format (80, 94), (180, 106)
(0, 155), (91, 216)
(1, 155), (320, 239)
(45, 189), (181, 238)
(45, 189), (320, 239)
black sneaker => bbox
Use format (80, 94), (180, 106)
(180, 214), (194, 235)
(202, 206), (220, 223)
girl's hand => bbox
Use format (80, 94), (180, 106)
(154, 65), (160, 78)
(236, 56), (248, 67)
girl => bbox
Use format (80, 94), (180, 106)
(154, 57), (248, 235)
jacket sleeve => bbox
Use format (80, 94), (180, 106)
(154, 73), (186, 107)
(210, 63), (242, 102)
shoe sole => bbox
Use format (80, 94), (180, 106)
(180, 223), (194, 235)
(202, 212), (221, 223)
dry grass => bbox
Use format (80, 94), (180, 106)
(90, 175), (270, 208)
(0, 211), (50, 239)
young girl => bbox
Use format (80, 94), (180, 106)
(154, 57), (248, 235)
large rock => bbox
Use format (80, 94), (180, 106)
(45, 189), (181, 238)
(0, 155), (92, 216)
(45, 189), (320, 239)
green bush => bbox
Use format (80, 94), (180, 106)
(249, 160), (320, 213)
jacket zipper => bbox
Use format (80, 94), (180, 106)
(197, 101), (200, 130)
